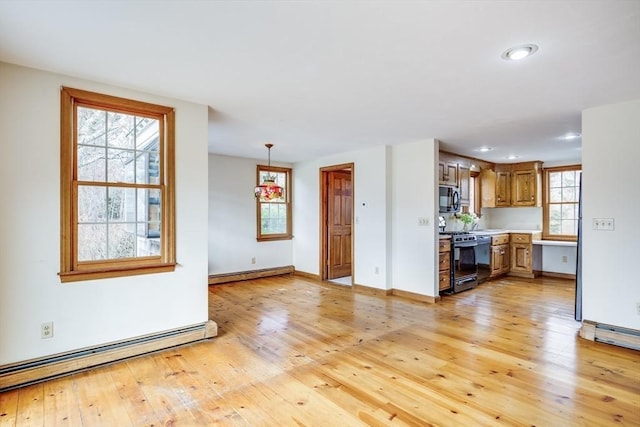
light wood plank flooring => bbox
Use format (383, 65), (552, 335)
(1, 275), (638, 426)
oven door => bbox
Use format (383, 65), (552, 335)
(453, 241), (478, 292)
(454, 242), (477, 278)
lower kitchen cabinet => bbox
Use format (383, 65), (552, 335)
(489, 234), (510, 277)
(509, 233), (542, 278)
(438, 238), (451, 292)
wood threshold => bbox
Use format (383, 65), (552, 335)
(0, 321), (217, 391)
(208, 265), (294, 285)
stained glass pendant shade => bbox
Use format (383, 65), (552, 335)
(254, 143), (283, 201)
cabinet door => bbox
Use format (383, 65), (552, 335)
(458, 164), (470, 206)
(438, 161), (458, 186)
(495, 171), (511, 206)
(480, 168), (496, 208)
(500, 244), (510, 273)
(490, 246), (503, 276)
(491, 244), (510, 276)
(511, 243), (532, 273)
(512, 170), (537, 206)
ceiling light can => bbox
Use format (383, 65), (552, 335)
(501, 44), (539, 61)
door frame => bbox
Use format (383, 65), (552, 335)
(319, 163), (354, 281)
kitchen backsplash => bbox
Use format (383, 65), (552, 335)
(485, 207), (542, 231)
(440, 207), (542, 232)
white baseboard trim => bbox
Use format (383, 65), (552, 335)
(0, 320), (218, 391)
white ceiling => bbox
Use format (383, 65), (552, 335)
(1, 1), (639, 164)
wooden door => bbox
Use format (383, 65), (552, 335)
(327, 170), (352, 279)
(495, 171), (511, 206)
(512, 170), (536, 206)
(511, 243), (531, 273)
(438, 161), (458, 186)
(458, 164), (470, 206)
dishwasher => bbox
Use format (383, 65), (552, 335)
(474, 234), (492, 283)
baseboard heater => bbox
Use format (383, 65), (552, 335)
(581, 321), (640, 351)
(0, 320), (217, 391)
(208, 265), (294, 285)
(594, 323), (640, 351)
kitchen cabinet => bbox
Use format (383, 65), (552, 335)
(480, 161), (542, 208)
(458, 164), (470, 207)
(438, 237), (451, 292)
(495, 170), (511, 206)
(511, 162), (542, 207)
(438, 160), (458, 186)
(509, 233), (542, 278)
(489, 234), (510, 277)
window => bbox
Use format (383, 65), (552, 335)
(60, 87), (176, 282)
(543, 165), (581, 241)
(256, 165), (292, 241)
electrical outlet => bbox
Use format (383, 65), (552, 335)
(251, 257), (256, 265)
(375, 266), (379, 274)
(41, 321), (53, 339)
(562, 255), (568, 263)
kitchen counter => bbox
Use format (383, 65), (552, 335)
(469, 229), (540, 235)
(532, 239), (577, 247)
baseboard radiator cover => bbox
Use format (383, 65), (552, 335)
(0, 320), (218, 391)
(580, 320), (640, 351)
(209, 265), (294, 285)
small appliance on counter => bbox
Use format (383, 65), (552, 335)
(438, 216), (446, 232)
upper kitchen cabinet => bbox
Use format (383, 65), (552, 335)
(438, 159), (458, 186)
(495, 165), (512, 207)
(511, 161), (542, 207)
(480, 161), (542, 208)
(458, 164), (470, 206)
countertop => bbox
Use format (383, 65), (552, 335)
(468, 229), (540, 236)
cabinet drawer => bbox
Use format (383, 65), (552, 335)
(439, 239), (451, 252)
(439, 252), (450, 270)
(511, 233), (531, 244)
(439, 272), (450, 291)
(491, 234), (509, 245)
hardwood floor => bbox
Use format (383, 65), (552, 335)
(1, 275), (638, 426)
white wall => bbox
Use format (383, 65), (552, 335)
(582, 99), (640, 330)
(0, 62), (209, 365)
(208, 154), (293, 274)
(391, 140), (439, 297)
(293, 146), (390, 289)
(542, 246), (577, 275)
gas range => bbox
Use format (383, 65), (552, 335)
(440, 231), (478, 294)
(440, 231), (477, 246)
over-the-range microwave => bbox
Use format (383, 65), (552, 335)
(439, 185), (461, 213)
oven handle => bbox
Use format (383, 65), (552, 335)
(457, 276), (477, 285)
(455, 241), (478, 248)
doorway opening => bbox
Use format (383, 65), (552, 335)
(320, 163), (354, 285)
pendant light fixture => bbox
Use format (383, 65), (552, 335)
(254, 143), (283, 201)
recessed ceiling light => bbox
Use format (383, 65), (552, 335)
(501, 44), (539, 61)
(475, 146), (494, 152)
(505, 155), (520, 160)
(561, 132), (581, 140)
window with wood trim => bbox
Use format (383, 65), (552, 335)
(256, 165), (292, 241)
(543, 165), (581, 241)
(60, 87), (176, 282)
